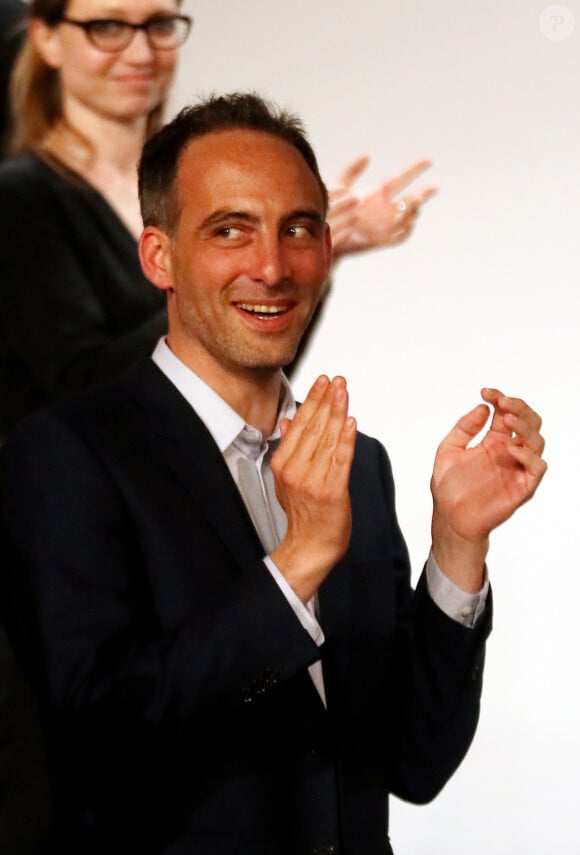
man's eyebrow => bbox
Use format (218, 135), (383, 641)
(199, 210), (259, 230)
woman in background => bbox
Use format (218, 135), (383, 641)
(0, 0), (189, 435)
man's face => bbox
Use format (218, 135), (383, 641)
(158, 129), (332, 378)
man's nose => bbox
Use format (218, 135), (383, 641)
(251, 235), (289, 287)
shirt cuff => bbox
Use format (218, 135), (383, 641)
(426, 550), (489, 629)
(263, 556), (325, 646)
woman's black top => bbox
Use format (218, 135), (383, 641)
(0, 153), (167, 435)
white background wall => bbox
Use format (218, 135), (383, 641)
(170, 2), (579, 851)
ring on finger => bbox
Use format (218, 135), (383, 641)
(394, 197), (409, 224)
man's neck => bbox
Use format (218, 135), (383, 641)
(166, 336), (285, 437)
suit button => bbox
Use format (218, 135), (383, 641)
(266, 667), (281, 685)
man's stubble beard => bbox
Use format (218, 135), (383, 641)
(177, 282), (320, 371)
(180, 293), (320, 372)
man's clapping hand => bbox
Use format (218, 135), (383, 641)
(271, 375), (357, 604)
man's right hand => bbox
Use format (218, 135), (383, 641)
(271, 375), (357, 604)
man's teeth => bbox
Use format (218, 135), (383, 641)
(237, 304), (286, 315)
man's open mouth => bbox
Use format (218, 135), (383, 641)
(235, 303), (290, 318)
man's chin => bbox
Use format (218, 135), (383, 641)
(241, 355), (296, 373)
(236, 341), (302, 372)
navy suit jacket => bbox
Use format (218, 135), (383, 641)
(0, 360), (490, 855)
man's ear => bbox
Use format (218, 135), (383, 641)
(139, 226), (175, 291)
(29, 19), (63, 69)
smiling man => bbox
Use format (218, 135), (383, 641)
(141, 123), (331, 416)
(0, 93), (546, 855)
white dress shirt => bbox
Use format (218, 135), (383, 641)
(151, 339), (488, 704)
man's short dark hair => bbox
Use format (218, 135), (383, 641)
(138, 91), (329, 236)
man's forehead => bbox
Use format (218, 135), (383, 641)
(174, 128), (324, 218)
(177, 128), (316, 185)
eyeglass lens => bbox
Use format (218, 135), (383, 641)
(84, 16), (191, 51)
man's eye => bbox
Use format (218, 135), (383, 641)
(215, 227), (244, 239)
(287, 225), (313, 238)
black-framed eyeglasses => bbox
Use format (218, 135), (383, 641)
(59, 15), (192, 52)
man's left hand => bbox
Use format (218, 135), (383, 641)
(430, 388), (547, 592)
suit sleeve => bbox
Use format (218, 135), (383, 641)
(344, 437), (491, 805)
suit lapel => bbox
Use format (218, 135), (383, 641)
(125, 360), (265, 574)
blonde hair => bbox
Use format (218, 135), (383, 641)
(8, 0), (172, 155)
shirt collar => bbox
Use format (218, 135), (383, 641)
(151, 338), (296, 453)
